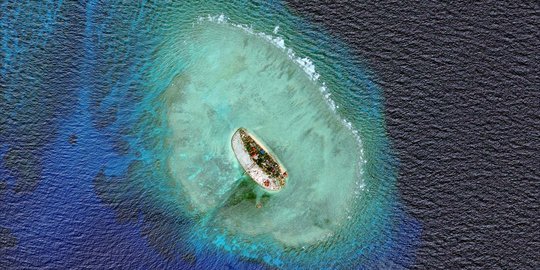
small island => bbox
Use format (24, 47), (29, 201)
(231, 128), (288, 192)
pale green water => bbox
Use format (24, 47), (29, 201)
(160, 21), (364, 247)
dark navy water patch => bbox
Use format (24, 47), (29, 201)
(0, 227), (17, 250)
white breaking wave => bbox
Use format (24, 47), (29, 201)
(199, 14), (321, 84)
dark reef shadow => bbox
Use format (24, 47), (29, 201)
(0, 227), (17, 251)
(93, 161), (196, 264)
(2, 147), (42, 195)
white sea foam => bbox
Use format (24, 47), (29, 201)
(200, 14), (321, 84)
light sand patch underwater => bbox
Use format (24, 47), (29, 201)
(160, 21), (364, 247)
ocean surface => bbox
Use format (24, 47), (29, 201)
(287, 1), (539, 269)
(1, 1), (537, 269)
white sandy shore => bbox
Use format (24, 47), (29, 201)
(231, 129), (284, 191)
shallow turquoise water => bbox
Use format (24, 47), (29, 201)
(162, 21), (363, 246)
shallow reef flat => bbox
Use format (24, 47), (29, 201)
(162, 22), (362, 247)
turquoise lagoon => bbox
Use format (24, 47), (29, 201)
(89, 1), (420, 269)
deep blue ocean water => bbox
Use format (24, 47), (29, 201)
(288, 1), (539, 269)
(1, 1), (423, 269)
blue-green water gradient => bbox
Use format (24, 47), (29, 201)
(0, 1), (419, 269)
